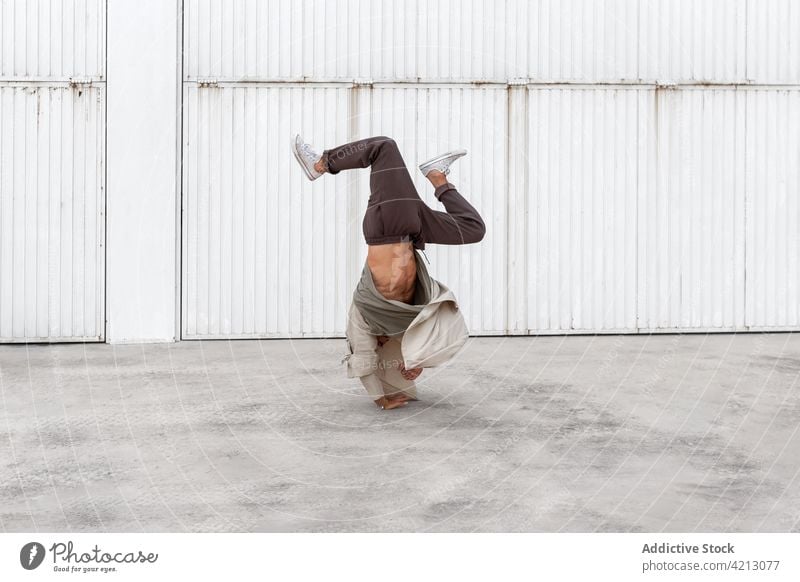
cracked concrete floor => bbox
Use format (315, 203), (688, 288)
(1, 333), (798, 532)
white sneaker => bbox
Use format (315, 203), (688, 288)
(418, 149), (467, 177)
(291, 134), (323, 181)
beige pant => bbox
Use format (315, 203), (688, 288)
(375, 335), (418, 400)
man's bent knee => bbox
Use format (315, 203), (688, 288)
(375, 136), (397, 150)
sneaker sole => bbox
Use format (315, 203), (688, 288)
(418, 149), (467, 175)
(291, 136), (319, 181)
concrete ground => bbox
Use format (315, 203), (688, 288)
(0, 333), (798, 533)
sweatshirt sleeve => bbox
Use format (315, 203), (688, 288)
(342, 302), (384, 400)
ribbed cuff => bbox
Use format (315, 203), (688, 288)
(434, 182), (456, 200)
(322, 150), (340, 175)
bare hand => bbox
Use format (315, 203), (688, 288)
(400, 364), (423, 381)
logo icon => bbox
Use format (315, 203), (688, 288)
(20, 542), (46, 570)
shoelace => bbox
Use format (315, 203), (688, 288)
(300, 142), (317, 161)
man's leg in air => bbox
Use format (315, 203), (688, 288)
(417, 169), (486, 246)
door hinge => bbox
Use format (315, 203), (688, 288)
(69, 77), (94, 88)
(197, 78), (219, 88)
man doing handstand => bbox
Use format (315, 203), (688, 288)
(291, 135), (486, 410)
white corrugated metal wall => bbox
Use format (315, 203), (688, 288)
(4, 1), (795, 342)
(0, 0), (106, 342)
(181, 0), (800, 338)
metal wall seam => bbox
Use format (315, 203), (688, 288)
(506, 84), (529, 333)
(0, 85), (105, 341)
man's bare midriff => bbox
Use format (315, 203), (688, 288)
(367, 241), (417, 304)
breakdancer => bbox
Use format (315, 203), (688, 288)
(291, 135), (485, 410)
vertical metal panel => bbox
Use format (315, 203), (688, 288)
(524, 88), (639, 332)
(506, 85), (528, 332)
(527, 0), (639, 82)
(0, 0), (105, 79)
(184, 0), (800, 84)
(638, 88), (746, 330)
(639, 0), (746, 83)
(746, 0), (800, 84)
(185, 0), (641, 83)
(0, 1), (106, 343)
(182, 1), (800, 339)
(0, 85), (105, 341)
(182, 85), (351, 338)
(745, 90), (800, 327)
(185, 0), (421, 81)
(416, 0), (513, 82)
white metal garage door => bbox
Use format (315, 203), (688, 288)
(0, 0), (106, 342)
(181, 0), (800, 339)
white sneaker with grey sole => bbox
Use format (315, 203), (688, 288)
(418, 149), (467, 177)
(291, 134), (323, 181)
